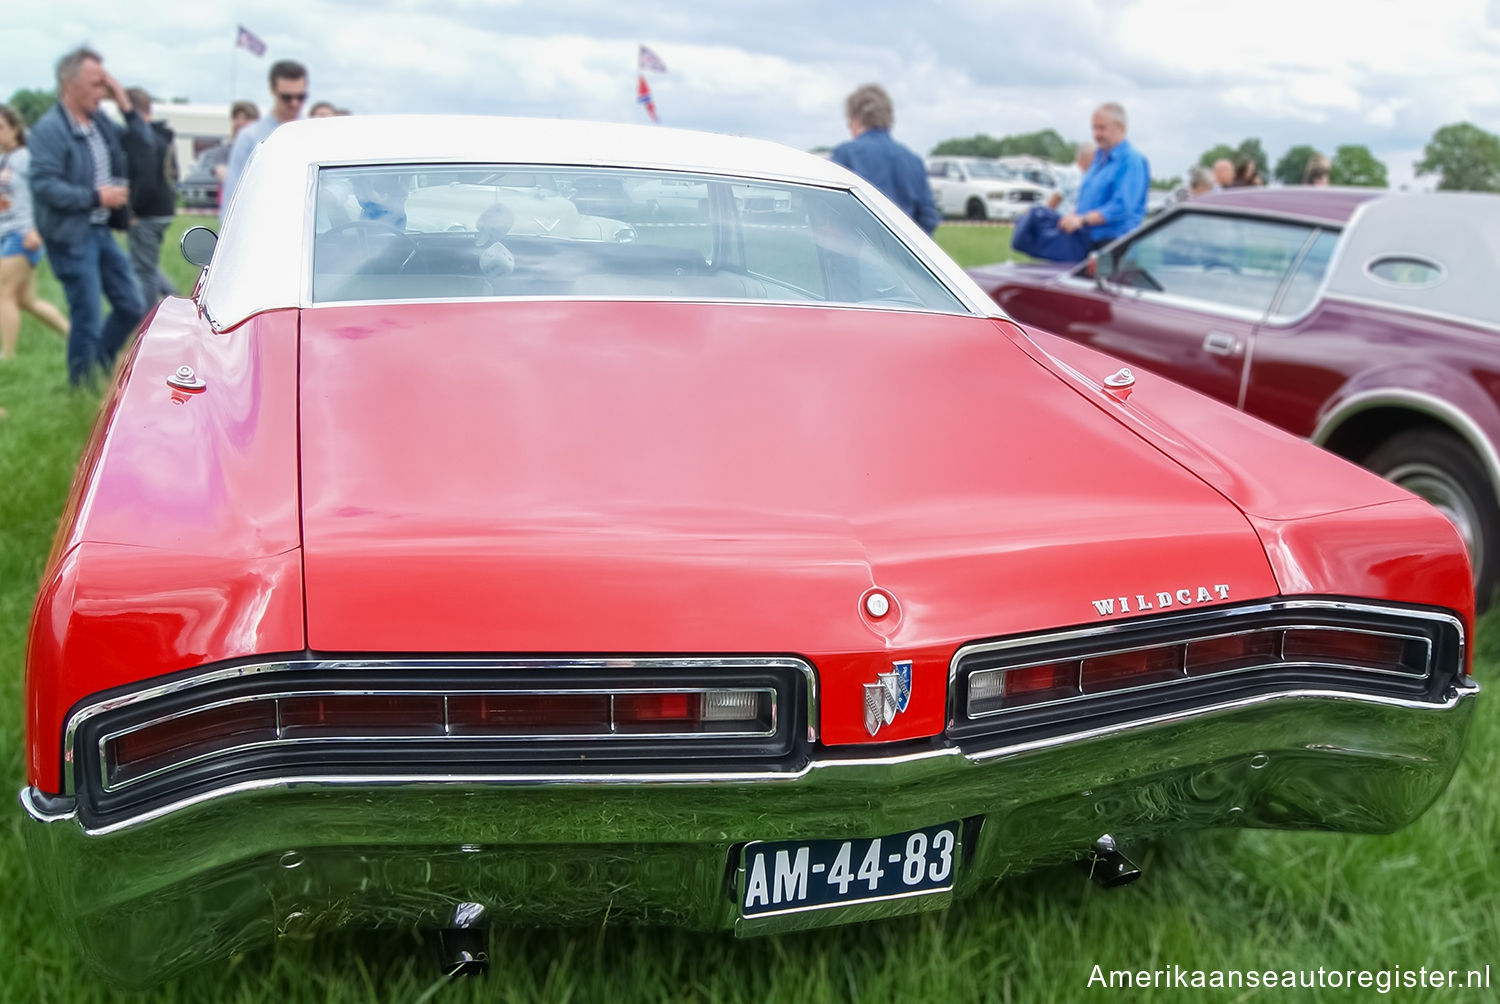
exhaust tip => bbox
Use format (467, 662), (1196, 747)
(1084, 833), (1142, 888)
(437, 902), (490, 977)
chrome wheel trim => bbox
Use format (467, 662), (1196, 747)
(1385, 461), (1483, 576)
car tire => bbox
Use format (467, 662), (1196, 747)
(1365, 429), (1500, 610)
(965, 198), (987, 221)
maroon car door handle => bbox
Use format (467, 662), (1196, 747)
(1202, 331), (1243, 357)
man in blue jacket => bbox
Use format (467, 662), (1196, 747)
(29, 47), (150, 386)
(831, 84), (939, 235)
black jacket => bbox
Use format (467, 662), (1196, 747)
(129, 120), (179, 218)
(28, 102), (150, 243)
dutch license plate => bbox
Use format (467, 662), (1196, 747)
(739, 822), (960, 918)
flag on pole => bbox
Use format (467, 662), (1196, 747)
(636, 74), (658, 123)
(638, 44), (667, 73)
(236, 25), (267, 58)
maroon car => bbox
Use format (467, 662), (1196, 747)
(971, 189), (1500, 604)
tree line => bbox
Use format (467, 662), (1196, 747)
(9, 83), (1500, 194)
(927, 123), (1500, 192)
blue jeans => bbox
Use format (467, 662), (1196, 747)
(46, 225), (144, 385)
(1010, 206), (1092, 264)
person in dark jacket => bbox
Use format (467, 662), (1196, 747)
(124, 87), (178, 306)
(28, 47), (149, 386)
(831, 84), (939, 235)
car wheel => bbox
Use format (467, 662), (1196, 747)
(1365, 429), (1499, 609)
(965, 198), (987, 221)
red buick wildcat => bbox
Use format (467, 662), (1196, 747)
(20, 119), (1478, 983)
(970, 188), (1500, 605)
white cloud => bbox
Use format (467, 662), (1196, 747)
(4, 0), (1500, 189)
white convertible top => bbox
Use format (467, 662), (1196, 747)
(200, 115), (1001, 327)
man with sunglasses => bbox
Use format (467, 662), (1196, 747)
(223, 60), (310, 206)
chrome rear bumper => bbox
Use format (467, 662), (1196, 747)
(21, 682), (1477, 985)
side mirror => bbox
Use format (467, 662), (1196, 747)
(180, 226), (218, 267)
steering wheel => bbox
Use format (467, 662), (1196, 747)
(317, 219), (420, 273)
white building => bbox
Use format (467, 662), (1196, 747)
(152, 102), (237, 173)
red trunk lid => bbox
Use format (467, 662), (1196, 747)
(297, 301), (1279, 655)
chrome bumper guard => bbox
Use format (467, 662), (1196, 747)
(21, 680), (1478, 985)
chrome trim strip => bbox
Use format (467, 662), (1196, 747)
(297, 162), (318, 313)
(1310, 387), (1500, 501)
(63, 656), (820, 796)
(1319, 291), (1500, 338)
(18, 787), (73, 823)
(31, 680), (1478, 838)
(301, 155), (858, 189)
(964, 679), (1477, 764)
(303, 294), (975, 318)
(1263, 227), (1320, 322)
(947, 599), (1464, 727)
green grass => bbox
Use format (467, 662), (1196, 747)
(0, 217), (1496, 1002)
(933, 224), (1023, 268)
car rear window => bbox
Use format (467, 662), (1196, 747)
(310, 165), (965, 313)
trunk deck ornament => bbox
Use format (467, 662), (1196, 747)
(167, 365), (206, 392)
(1103, 367), (1135, 400)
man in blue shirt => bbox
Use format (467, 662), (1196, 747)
(1059, 102), (1149, 246)
(831, 85), (939, 234)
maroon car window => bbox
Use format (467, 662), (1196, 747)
(1270, 230), (1339, 321)
(1108, 213), (1316, 317)
(310, 165), (964, 313)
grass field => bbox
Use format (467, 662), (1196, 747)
(933, 223), (1023, 268)
(0, 219), (1494, 1002)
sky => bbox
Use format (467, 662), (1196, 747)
(6, 0), (1500, 189)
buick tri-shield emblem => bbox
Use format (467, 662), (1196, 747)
(864, 660), (913, 736)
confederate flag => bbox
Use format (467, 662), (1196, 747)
(637, 74), (658, 123)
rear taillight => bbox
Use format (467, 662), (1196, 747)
(107, 702), (278, 785)
(965, 625), (1431, 719)
(102, 687), (775, 789)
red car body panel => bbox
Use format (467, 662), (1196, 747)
(26, 289), (1475, 784)
(1007, 328), (1474, 627)
(297, 301), (1283, 746)
(25, 301), (305, 792)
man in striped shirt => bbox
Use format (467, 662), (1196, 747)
(28, 47), (151, 386)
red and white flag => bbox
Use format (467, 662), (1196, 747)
(236, 25), (267, 58)
(638, 44), (667, 73)
(637, 74), (658, 123)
